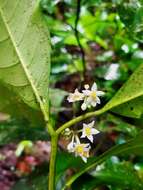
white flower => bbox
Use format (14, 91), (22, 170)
(67, 89), (84, 102)
(74, 141), (91, 163)
(67, 135), (91, 162)
(67, 136), (75, 152)
(81, 121), (100, 143)
(81, 82), (105, 110)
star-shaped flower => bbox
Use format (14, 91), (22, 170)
(81, 121), (100, 143)
(67, 89), (84, 102)
(67, 135), (91, 162)
(74, 142), (91, 163)
(81, 82), (105, 110)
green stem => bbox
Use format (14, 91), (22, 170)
(48, 107), (106, 189)
(48, 134), (58, 190)
(56, 108), (106, 135)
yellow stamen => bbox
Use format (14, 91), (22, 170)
(75, 145), (84, 154)
(85, 127), (91, 136)
(73, 94), (81, 100)
(90, 91), (97, 99)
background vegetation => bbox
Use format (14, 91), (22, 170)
(1, 0), (143, 190)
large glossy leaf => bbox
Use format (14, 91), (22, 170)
(0, 84), (45, 124)
(0, 0), (50, 117)
(101, 63), (143, 118)
(90, 162), (143, 190)
(56, 152), (84, 182)
(62, 131), (143, 189)
(72, 161), (143, 190)
(0, 85), (67, 123)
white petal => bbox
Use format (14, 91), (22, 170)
(91, 101), (97, 107)
(92, 128), (100, 135)
(91, 82), (97, 91)
(89, 121), (95, 128)
(97, 91), (105, 96)
(81, 132), (86, 138)
(83, 123), (88, 128)
(88, 135), (93, 143)
(82, 89), (90, 96)
(75, 88), (79, 93)
(81, 156), (87, 163)
(67, 142), (74, 152)
(86, 97), (92, 104)
(67, 95), (73, 102)
(96, 97), (101, 104)
(81, 102), (87, 110)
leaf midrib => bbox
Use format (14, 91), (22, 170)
(0, 6), (48, 120)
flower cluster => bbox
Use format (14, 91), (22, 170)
(67, 82), (105, 110)
(66, 82), (104, 162)
(67, 121), (100, 162)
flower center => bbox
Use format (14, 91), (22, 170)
(90, 91), (97, 99)
(75, 145), (84, 154)
(73, 94), (80, 100)
(85, 127), (91, 136)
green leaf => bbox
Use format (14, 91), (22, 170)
(62, 131), (143, 189)
(0, 0), (50, 118)
(90, 161), (143, 190)
(112, 96), (143, 118)
(0, 86), (67, 123)
(56, 152), (84, 182)
(72, 161), (143, 190)
(101, 63), (143, 118)
(0, 84), (44, 124)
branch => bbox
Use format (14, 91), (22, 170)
(74, 0), (86, 74)
(56, 107), (106, 135)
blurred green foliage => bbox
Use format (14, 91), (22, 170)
(40, 0), (143, 96)
(40, 1), (143, 189)
(2, 0), (143, 190)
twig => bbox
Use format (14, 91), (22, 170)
(74, 0), (86, 78)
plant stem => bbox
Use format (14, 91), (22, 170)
(74, 0), (86, 79)
(48, 133), (58, 190)
(56, 107), (106, 135)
